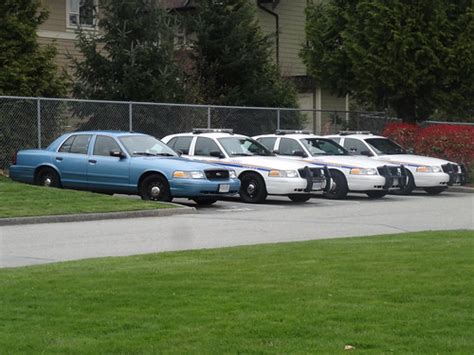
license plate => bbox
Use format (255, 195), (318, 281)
(219, 184), (230, 193)
(311, 181), (324, 191)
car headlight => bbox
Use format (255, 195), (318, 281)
(229, 170), (237, 179)
(173, 170), (205, 179)
(350, 168), (378, 175)
(268, 169), (299, 178)
(416, 166), (442, 173)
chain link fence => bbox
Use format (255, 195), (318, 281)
(0, 95), (400, 170)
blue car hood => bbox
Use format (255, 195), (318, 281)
(132, 156), (222, 170)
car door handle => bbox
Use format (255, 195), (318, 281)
(88, 159), (97, 164)
(55, 157), (63, 161)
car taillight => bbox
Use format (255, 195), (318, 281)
(12, 151), (17, 165)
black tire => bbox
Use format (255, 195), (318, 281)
(35, 167), (61, 188)
(366, 191), (388, 199)
(323, 170), (348, 199)
(192, 198), (217, 206)
(393, 170), (415, 195)
(139, 174), (172, 202)
(239, 172), (267, 203)
(423, 186), (447, 195)
(288, 194), (311, 203)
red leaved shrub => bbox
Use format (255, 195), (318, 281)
(382, 122), (418, 149)
(414, 124), (474, 168)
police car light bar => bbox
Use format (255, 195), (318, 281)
(338, 130), (372, 135)
(192, 128), (234, 134)
(276, 129), (312, 135)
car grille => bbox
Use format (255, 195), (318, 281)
(205, 169), (229, 180)
(298, 167), (325, 179)
(377, 166), (404, 177)
(441, 163), (460, 174)
(441, 163), (466, 185)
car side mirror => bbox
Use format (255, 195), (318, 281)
(110, 151), (125, 159)
(210, 150), (224, 158)
(360, 150), (373, 157)
(293, 150), (308, 157)
(176, 150), (183, 156)
(406, 148), (414, 154)
(272, 150), (280, 154)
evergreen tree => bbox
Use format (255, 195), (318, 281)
(73, 0), (185, 102)
(0, 0), (67, 96)
(302, 0), (474, 122)
(190, 0), (298, 108)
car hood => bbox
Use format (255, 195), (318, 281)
(376, 154), (454, 167)
(226, 155), (317, 171)
(133, 156), (226, 171)
(300, 155), (399, 169)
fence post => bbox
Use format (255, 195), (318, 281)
(207, 106), (211, 128)
(129, 102), (133, 132)
(37, 98), (42, 148)
(277, 109), (280, 130)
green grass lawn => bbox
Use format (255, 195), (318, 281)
(0, 175), (173, 218)
(1, 230), (473, 353)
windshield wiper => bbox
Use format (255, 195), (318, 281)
(132, 151), (157, 156)
(231, 153), (253, 156)
(155, 153), (175, 156)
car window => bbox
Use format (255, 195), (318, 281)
(300, 138), (348, 156)
(194, 137), (222, 156)
(331, 137), (341, 144)
(256, 137), (277, 150)
(343, 138), (369, 155)
(58, 136), (75, 153)
(218, 137), (273, 156)
(59, 134), (92, 154)
(365, 138), (406, 155)
(93, 135), (122, 157)
(278, 138), (304, 156)
(170, 136), (193, 154)
(119, 135), (177, 156)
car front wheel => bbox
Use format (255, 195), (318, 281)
(323, 170), (348, 199)
(35, 167), (61, 188)
(239, 173), (267, 203)
(423, 186), (447, 195)
(288, 194), (311, 203)
(139, 174), (172, 202)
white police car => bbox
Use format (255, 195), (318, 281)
(253, 131), (407, 199)
(326, 131), (467, 195)
(162, 129), (331, 203)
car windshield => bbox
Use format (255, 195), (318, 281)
(300, 138), (348, 156)
(218, 137), (273, 157)
(119, 135), (177, 157)
(365, 138), (407, 155)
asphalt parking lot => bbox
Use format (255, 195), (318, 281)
(1, 191), (473, 268)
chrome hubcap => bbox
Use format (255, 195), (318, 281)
(44, 177), (52, 187)
(150, 186), (161, 197)
(247, 183), (256, 195)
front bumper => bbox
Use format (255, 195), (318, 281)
(442, 163), (467, 186)
(169, 178), (241, 197)
(266, 177), (327, 195)
(346, 174), (395, 191)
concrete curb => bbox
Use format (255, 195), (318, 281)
(0, 204), (196, 226)
(448, 186), (474, 193)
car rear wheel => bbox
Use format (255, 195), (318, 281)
(393, 170), (415, 195)
(192, 198), (217, 206)
(140, 174), (172, 202)
(423, 186), (447, 195)
(323, 170), (348, 199)
(35, 167), (61, 188)
(366, 191), (388, 199)
(239, 172), (267, 203)
(288, 194), (311, 203)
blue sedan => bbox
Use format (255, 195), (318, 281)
(9, 131), (241, 205)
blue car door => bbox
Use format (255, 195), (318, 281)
(87, 135), (131, 191)
(54, 134), (92, 188)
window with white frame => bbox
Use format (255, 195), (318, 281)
(67, 0), (98, 28)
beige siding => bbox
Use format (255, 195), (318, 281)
(40, 0), (67, 32)
(257, 0), (307, 77)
